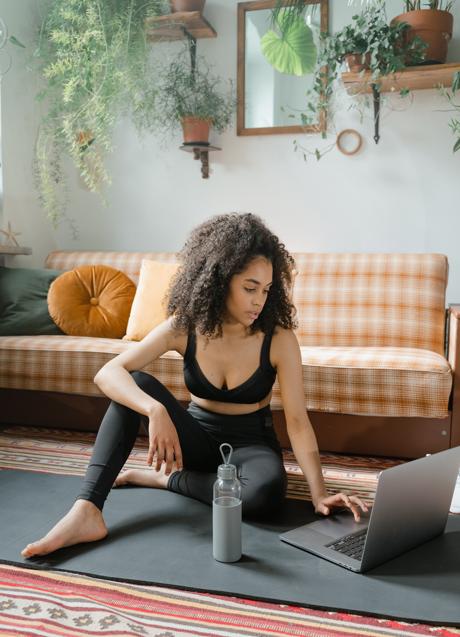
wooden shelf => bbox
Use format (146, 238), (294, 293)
(0, 245), (32, 256)
(145, 11), (217, 41)
(180, 144), (221, 179)
(342, 62), (460, 94)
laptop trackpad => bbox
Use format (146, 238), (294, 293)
(307, 510), (370, 540)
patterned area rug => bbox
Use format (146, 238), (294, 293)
(1, 425), (458, 637)
(0, 426), (405, 503)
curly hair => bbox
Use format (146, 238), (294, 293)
(167, 212), (297, 337)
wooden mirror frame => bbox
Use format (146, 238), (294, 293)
(237, 0), (329, 136)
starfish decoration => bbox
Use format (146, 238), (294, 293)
(0, 221), (21, 247)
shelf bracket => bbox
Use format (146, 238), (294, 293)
(372, 84), (381, 144)
(180, 144), (221, 179)
(193, 147), (209, 178)
(186, 31), (197, 76)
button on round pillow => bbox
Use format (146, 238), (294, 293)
(47, 265), (136, 338)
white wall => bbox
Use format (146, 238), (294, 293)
(1, 0), (460, 302)
(0, 0), (59, 265)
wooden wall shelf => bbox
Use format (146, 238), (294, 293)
(180, 144), (221, 179)
(0, 245), (32, 256)
(342, 62), (460, 95)
(145, 11), (217, 42)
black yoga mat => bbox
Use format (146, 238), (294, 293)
(1, 469), (460, 625)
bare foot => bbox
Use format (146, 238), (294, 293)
(21, 499), (108, 559)
(113, 464), (179, 490)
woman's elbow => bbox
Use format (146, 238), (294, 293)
(94, 366), (110, 388)
(93, 369), (103, 387)
(286, 412), (309, 435)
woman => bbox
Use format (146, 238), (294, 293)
(22, 213), (366, 558)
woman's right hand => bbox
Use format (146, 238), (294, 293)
(146, 403), (183, 475)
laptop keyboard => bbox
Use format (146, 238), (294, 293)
(326, 528), (367, 561)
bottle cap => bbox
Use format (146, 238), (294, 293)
(217, 463), (237, 480)
(217, 443), (237, 480)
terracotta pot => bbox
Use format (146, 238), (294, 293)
(181, 116), (211, 145)
(170, 0), (205, 12)
(391, 9), (453, 64)
(345, 52), (371, 73)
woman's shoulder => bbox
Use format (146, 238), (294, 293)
(271, 325), (297, 342)
(270, 326), (300, 361)
(162, 317), (189, 354)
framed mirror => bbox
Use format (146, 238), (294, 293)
(237, 0), (328, 136)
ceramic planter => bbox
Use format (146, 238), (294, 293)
(391, 9), (453, 64)
(181, 117), (211, 145)
(345, 52), (371, 73)
(170, 0), (205, 12)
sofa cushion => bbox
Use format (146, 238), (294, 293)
(47, 266), (136, 338)
(0, 335), (189, 400)
(0, 267), (63, 336)
(292, 253), (448, 355)
(45, 251), (178, 285)
(124, 260), (179, 341)
(272, 345), (451, 418)
(0, 336), (451, 418)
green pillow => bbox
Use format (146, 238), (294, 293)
(0, 266), (64, 336)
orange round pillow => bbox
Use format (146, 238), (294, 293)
(48, 265), (136, 338)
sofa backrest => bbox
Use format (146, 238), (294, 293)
(46, 251), (449, 356)
(45, 251), (177, 286)
(291, 253), (448, 355)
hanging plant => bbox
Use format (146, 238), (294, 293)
(33, 0), (165, 228)
(133, 47), (236, 143)
(439, 71), (460, 153)
(300, 2), (427, 143)
(261, 11), (317, 76)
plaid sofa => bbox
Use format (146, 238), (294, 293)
(1, 251), (459, 458)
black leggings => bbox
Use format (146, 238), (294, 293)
(78, 371), (287, 519)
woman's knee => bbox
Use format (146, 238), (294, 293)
(130, 370), (158, 392)
(240, 459), (287, 519)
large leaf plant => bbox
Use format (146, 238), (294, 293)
(261, 10), (317, 76)
(34, 0), (168, 228)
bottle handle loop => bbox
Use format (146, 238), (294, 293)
(219, 443), (233, 466)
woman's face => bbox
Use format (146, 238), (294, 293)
(225, 256), (273, 327)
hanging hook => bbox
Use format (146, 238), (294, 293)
(219, 443), (233, 465)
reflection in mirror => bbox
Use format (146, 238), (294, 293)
(237, 0), (328, 136)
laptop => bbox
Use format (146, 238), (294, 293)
(280, 446), (460, 573)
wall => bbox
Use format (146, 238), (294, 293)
(1, 0), (460, 302)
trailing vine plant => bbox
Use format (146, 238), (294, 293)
(33, 0), (168, 228)
(439, 71), (460, 153)
(291, 1), (426, 159)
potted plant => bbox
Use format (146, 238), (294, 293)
(134, 49), (236, 144)
(303, 2), (427, 134)
(391, 0), (454, 64)
(33, 0), (166, 227)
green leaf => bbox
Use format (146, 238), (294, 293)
(452, 71), (460, 94)
(454, 137), (460, 153)
(261, 17), (317, 76)
(9, 35), (26, 48)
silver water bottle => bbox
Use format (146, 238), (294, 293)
(213, 443), (242, 563)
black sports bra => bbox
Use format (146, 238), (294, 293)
(183, 331), (276, 404)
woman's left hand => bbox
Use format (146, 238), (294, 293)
(315, 493), (369, 522)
